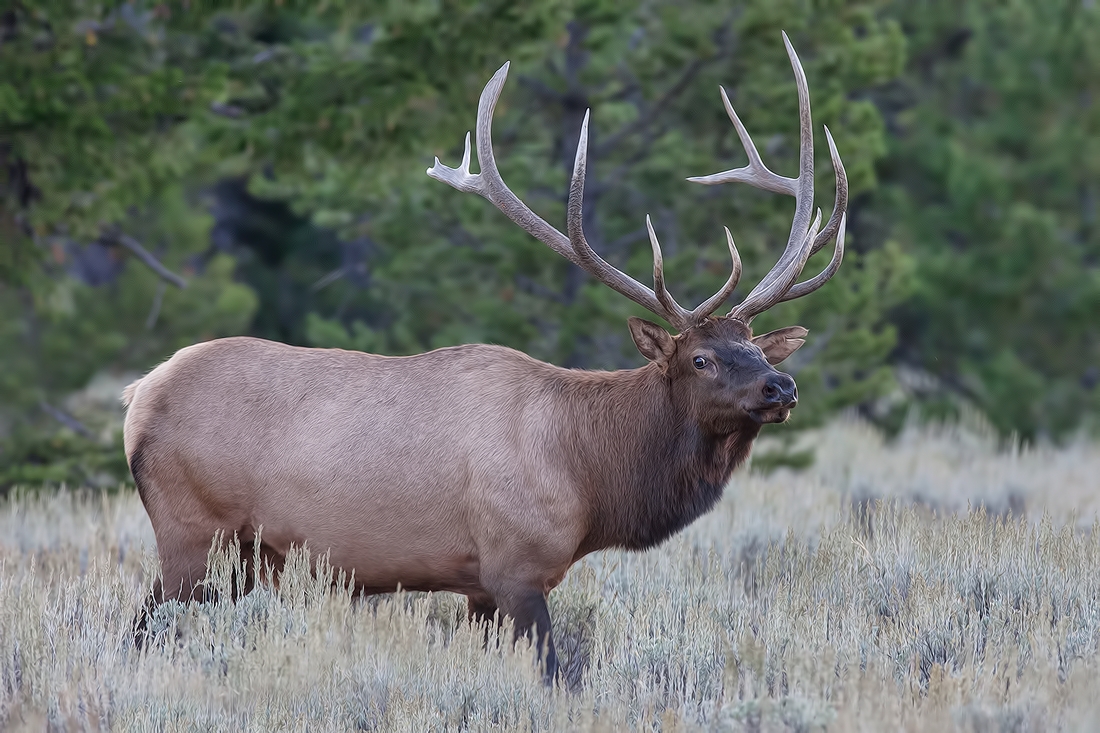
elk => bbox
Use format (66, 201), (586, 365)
(122, 33), (846, 683)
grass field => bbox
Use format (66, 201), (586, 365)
(3, 418), (1100, 731)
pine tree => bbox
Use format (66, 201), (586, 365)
(876, 0), (1100, 438)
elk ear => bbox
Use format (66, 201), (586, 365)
(628, 317), (676, 368)
(752, 326), (808, 365)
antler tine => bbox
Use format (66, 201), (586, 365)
(567, 113), (686, 327)
(428, 62), (584, 270)
(645, 215), (694, 328)
(731, 32), (818, 319)
(685, 84), (797, 196)
(573, 117), (747, 330)
(568, 107), (758, 330)
(780, 212), (845, 303)
(808, 126), (848, 257)
(430, 63), (694, 326)
(685, 31), (852, 325)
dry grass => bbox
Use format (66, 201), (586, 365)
(3, 418), (1100, 731)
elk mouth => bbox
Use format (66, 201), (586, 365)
(748, 403), (796, 424)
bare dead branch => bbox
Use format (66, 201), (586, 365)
(116, 234), (187, 288)
(517, 76), (565, 103)
(596, 118), (675, 190)
(145, 281), (166, 330)
(39, 400), (93, 438)
(594, 15), (737, 158)
(210, 101), (246, 118)
(310, 267), (346, 292)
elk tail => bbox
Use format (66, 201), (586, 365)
(121, 379), (142, 408)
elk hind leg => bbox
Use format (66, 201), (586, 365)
(467, 593), (500, 626)
(132, 531), (212, 648)
(467, 593), (502, 647)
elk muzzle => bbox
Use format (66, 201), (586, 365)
(751, 372), (797, 424)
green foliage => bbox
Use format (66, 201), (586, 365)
(199, 1), (571, 205)
(878, 0), (1100, 439)
(0, 426), (128, 491)
(0, 185), (257, 414)
(7, 0), (1097, 485)
(0, 2), (226, 246)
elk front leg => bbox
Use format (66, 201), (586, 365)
(471, 469), (580, 686)
(493, 585), (558, 684)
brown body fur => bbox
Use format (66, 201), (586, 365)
(124, 331), (764, 594)
(124, 317), (792, 679)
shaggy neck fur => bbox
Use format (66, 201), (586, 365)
(550, 363), (761, 556)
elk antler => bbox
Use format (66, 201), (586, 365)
(427, 63), (735, 332)
(427, 32), (846, 332)
(686, 31), (848, 323)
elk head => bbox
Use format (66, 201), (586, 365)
(428, 32), (847, 432)
(628, 316), (802, 430)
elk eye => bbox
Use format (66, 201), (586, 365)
(693, 356), (708, 370)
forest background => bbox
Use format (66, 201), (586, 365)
(1, 0), (1097, 488)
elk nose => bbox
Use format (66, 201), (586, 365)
(762, 373), (797, 406)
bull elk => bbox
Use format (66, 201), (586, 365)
(123, 33), (846, 683)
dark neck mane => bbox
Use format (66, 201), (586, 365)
(549, 364), (761, 555)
